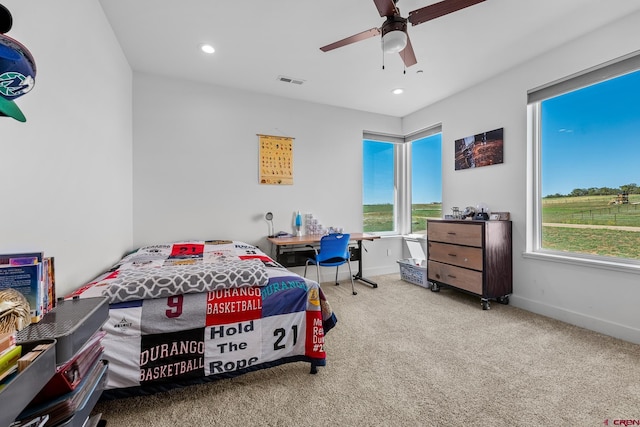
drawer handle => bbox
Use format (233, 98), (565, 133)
(448, 253), (457, 257)
(447, 274), (457, 279)
(447, 232), (456, 235)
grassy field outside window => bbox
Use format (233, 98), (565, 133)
(542, 194), (640, 260)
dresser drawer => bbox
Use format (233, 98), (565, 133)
(428, 221), (482, 247)
(428, 241), (483, 271)
(428, 260), (483, 295)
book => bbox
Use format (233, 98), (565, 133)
(0, 344), (21, 377)
(17, 342), (53, 373)
(0, 363), (17, 382)
(0, 253), (43, 267)
(0, 331), (16, 354)
(43, 257), (55, 313)
(15, 358), (107, 427)
(0, 254), (44, 322)
(0, 332), (18, 384)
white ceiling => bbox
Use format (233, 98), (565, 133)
(99, 0), (640, 117)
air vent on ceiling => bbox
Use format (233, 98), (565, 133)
(277, 75), (305, 85)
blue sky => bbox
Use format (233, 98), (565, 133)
(412, 134), (442, 203)
(363, 134), (442, 205)
(541, 69), (640, 197)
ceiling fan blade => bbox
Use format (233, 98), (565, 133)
(408, 0), (485, 26)
(320, 27), (381, 52)
(399, 35), (417, 67)
(373, 0), (400, 17)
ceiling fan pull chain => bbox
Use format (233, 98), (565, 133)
(403, 50), (406, 74)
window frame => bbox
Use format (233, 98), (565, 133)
(526, 50), (640, 274)
(363, 125), (442, 236)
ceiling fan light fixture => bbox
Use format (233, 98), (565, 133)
(382, 29), (407, 54)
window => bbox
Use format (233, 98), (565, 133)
(410, 133), (442, 233)
(528, 51), (640, 267)
(362, 139), (397, 233)
(363, 128), (442, 235)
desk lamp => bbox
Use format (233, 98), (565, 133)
(265, 212), (274, 237)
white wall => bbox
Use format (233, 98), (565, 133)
(403, 11), (640, 343)
(0, 0), (133, 297)
(132, 73), (405, 276)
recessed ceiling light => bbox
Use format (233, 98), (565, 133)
(200, 44), (215, 54)
(392, 88), (404, 95)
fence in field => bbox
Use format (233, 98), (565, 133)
(571, 202), (640, 226)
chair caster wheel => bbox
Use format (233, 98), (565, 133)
(352, 291), (357, 295)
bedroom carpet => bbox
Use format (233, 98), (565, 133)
(92, 274), (640, 427)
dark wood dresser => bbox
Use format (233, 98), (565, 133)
(427, 219), (512, 310)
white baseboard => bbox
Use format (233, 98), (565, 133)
(510, 295), (640, 345)
(360, 265), (399, 277)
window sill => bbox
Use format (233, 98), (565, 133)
(402, 233), (427, 240)
(522, 250), (640, 275)
(378, 234), (404, 239)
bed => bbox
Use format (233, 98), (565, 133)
(65, 240), (337, 398)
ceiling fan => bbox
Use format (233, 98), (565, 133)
(320, 0), (486, 67)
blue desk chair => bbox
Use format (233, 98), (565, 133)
(304, 233), (357, 295)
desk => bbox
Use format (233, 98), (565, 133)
(267, 233), (380, 288)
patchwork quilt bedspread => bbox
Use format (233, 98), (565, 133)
(67, 240), (337, 393)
